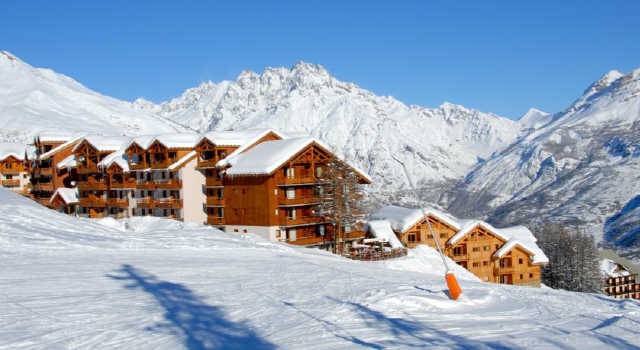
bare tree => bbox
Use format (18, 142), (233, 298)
(317, 157), (366, 254)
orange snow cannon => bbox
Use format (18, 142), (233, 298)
(423, 208), (463, 301)
(446, 272), (462, 300)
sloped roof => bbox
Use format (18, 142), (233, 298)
(126, 133), (200, 150)
(98, 150), (129, 171)
(370, 205), (460, 233)
(38, 131), (78, 143)
(168, 151), (197, 170)
(366, 220), (404, 249)
(56, 154), (77, 169)
(448, 220), (511, 245)
(200, 128), (284, 147)
(73, 136), (131, 153)
(49, 187), (79, 205)
(40, 136), (84, 160)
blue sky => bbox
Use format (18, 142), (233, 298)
(2, 1), (639, 119)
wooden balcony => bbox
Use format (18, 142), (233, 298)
(149, 160), (170, 169)
(106, 198), (129, 208)
(136, 181), (157, 189)
(288, 236), (330, 246)
(280, 216), (324, 227)
(278, 196), (321, 206)
(1, 179), (20, 187)
(129, 162), (147, 171)
(278, 176), (319, 186)
(0, 169), (21, 175)
(110, 179), (137, 189)
(154, 179), (182, 189)
(34, 182), (54, 191)
(206, 216), (225, 226)
(76, 164), (100, 174)
(79, 196), (107, 207)
(206, 197), (225, 206)
(205, 177), (223, 187)
(77, 179), (108, 190)
(38, 167), (53, 176)
(135, 197), (154, 208)
(197, 158), (218, 169)
(155, 198), (183, 209)
(338, 230), (366, 241)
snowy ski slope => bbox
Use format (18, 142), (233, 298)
(0, 189), (639, 349)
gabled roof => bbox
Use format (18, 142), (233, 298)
(222, 136), (372, 183)
(366, 220), (404, 249)
(448, 220), (511, 246)
(369, 205), (460, 233)
(72, 136), (131, 153)
(56, 154), (77, 169)
(40, 136), (84, 160)
(168, 151), (197, 170)
(49, 187), (79, 205)
(98, 150), (129, 172)
(38, 131), (78, 143)
(493, 226), (549, 265)
(125, 133), (200, 151)
(200, 128), (284, 148)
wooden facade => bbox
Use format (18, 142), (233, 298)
(0, 154), (29, 194)
(30, 137), (79, 206)
(603, 274), (640, 299)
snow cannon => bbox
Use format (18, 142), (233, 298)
(445, 271), (462, 300)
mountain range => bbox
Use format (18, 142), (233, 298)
(1, 50), (638, 260)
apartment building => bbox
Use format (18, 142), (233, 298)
(370, 205), (548, 287)
(602, 260), (640, 299)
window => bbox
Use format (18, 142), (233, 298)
(275, 209), (279, 216)
(285, 167), (295, 178)
(484, 245), (490, 251)
(169, 151), (177, 159)
(408, 234), (416, 243)
(439, 233), (447, 239)
(483, 261), (489, 266)
(287, 208), (296, 220)
(472, 247), (480, 252)
(453, 246), (465, 256)
(288, 229), (297, 241)
(472, 262), (480, 268)
(316, 225), (325, 236)
(316, 166), (323, 177)
(529, 273), (533, 278)
(286, 187), (296, 199)
(520, 274), (524, 280)
(274, 189), (278, 195)
(519, 258), (523, 265)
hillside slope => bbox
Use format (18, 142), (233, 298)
(445, 69), (640, 246)
(0, 51), (186, 144)
(1, 188), (639, 349)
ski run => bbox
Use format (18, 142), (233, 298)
(1, 189), (639, 349)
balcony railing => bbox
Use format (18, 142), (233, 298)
(280, 216), (324, 226)
(34, 182), (54, 191)
(1, 179), (20, 187)
(197, 158), (218, 169)
(77, 179), (108, 190)
(278, 196), (321, 206)
(110, 179), (137, 189)
(155, 198), (183, 209)
(79, 196), (107, 207)
(206, 197), (225, 206)
(154, 179), (182, 189)
(106, 198), (129, 207)
(287, 236), (330, 246)
(278, 176), (319, 186)
(206, 216), (225, 226)
(38, 167), (53, 175)
(135, 197), (154, 208)
(205, 177), (223, 187)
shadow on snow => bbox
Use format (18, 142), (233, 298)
(106, 264), (275, 350)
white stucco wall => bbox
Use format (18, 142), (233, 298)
(224, 225), (281, 241)
(180, 158), (206, 224)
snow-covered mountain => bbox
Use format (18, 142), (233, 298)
(142, 62), (521, 197)
(446, 69), (640, 249)
(0, 51), (186, 144)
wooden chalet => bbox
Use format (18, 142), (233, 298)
(49, 187), (79, 214)
(0, 143), (30, 194)
(216, 136), (371, 249)
(30, 134), (81, 206)
(370, 205), (548, 287)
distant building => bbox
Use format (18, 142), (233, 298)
(0, 143), (30, 194)
(369, 205), (549, 287)
(601, 259), (640, 299)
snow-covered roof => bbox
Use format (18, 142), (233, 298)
(366, 220), (404, 249)
(98, 150), (129, 171)
(49, 187), (79, 205)
(0, 143), (27, 161)
(168, 151), (197, 170)
(448, 220), (511, 245)
(223, 137), (314, 176)
(126, 133), (200, 150)
(370, 206), (424, 233)
(38, 131), (78, 143)
(494, 234), (549, 265)
(73, 136), (131, 153)
(369, 205), (458, 233)
(40, 136), (84, 160)
(56, 154), (77, 169)
(600, 259), (632, 278)
(200, 128), (283, 147)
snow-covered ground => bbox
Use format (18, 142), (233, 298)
(1, 189), (639, 349)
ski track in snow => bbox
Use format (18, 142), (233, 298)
(1, 189), (639, 349)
